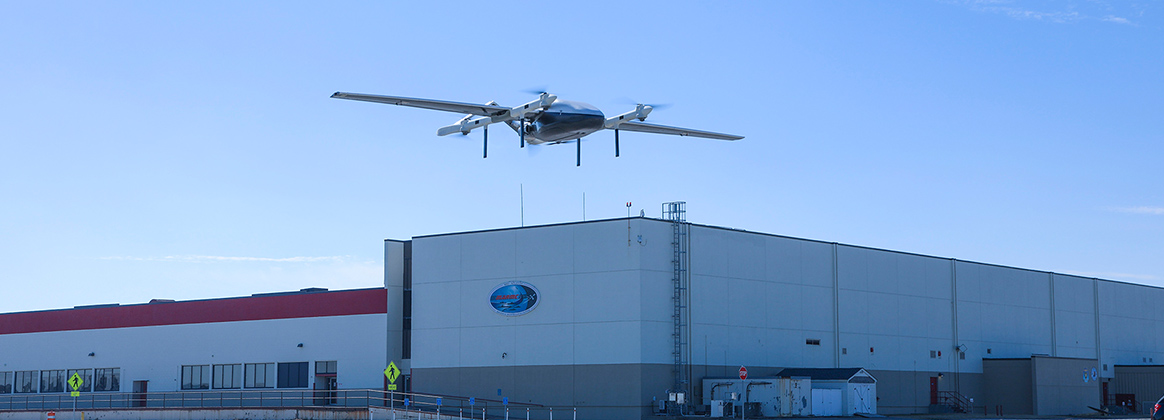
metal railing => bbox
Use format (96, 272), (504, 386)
(936, 390), (971, 413)
(0, 388), (562, 420)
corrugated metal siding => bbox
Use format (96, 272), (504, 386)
(1112, 366), (1164, 410)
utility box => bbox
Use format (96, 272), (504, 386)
(710, 400), (731, 417)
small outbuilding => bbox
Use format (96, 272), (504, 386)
(776, 368), (877, 416)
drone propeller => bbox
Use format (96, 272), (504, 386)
(615, 97), (673, 112)
(523, 86), (550, 96)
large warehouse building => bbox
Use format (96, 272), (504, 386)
(4, 211), (1164, 420)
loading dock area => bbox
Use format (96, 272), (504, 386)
(702, 368), (876, 417)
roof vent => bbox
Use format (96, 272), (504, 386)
(299, 287), (328, 293)
(149, 299), (176, 304)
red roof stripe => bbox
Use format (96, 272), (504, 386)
(0, 288), (387, 335)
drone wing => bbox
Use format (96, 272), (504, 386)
(331, 92), (511, 117)
(613, 121), (743, 141)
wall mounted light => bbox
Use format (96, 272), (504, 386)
(88, 352), (95, 357)
(501, 352), (507, 359)
(297, 343), (304, 348)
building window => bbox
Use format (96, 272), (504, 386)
(842, 348), (847, 355)
(930, 350), (936, 359)
(94, 368), (120, 392)
(0, 372), (12, 394)
(245, 363), (275, 388)
(40, 370), (66, 393)
(805, 339), (821, 346)
(277, 362), (308, 388)
(213, 364), (242, 389)
(14, 371), (36, 393)
(315, 361), (337, 375)
(181, 365), (210, 390)
(960, 352), (966, 360)
(66, 369), (92, 392)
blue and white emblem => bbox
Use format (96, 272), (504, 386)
(489, 281), (540, 316)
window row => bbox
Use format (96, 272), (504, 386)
(180, 361), (334, 390)
(0, 368), (120, 394)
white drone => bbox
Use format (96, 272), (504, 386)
(332, 91), (743, 166)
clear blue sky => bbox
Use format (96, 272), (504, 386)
(1, 1), (1161, 313)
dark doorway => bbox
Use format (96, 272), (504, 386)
(1102, 381), (1109, 406)
(314, 361), (338, 406)
(1116, 394), (1137, 412)
(929, 377), (939, 405)
(132, 380), (148, 407)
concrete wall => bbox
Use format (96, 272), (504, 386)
(1032, 356), (1099, 415)
(983, 359), (1033, 415)
(0, 314), (388, 392)
(981, 357), (1100, 416)
(411, 364), (668, 420)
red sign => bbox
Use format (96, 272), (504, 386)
(739, 366), (748, 380)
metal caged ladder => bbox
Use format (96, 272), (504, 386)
(662, 201), (690, 415)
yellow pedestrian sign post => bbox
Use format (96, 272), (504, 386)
(384, 361), (401, 391)
(68, 372), (83, 397)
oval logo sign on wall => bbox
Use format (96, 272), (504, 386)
(489, 281), (540, 316)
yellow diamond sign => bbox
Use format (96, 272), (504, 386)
(69, 372), (83, 397)
(384, 362), (400, 384)
(69, 372), (83, 391)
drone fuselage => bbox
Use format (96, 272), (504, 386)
(522, 100), (605, 144)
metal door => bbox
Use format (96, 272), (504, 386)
(132, 380), (148, 407)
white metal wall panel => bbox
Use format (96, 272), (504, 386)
(460, 231), (518, 281)
(515, 225), (575, 277)
(515, 324), (574, 365)
(765, 236), (833, 288)
(955, 261), (1053, 365)
(571, 220), (644, 274)
(1099, 280), (1164, 373)
(0, 314), (388, 391)
(414, 218), (1164, 384)
(411, 220), (651, 369)
(836, 246), (953, 372)
(1052, 274), (1098, 360)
